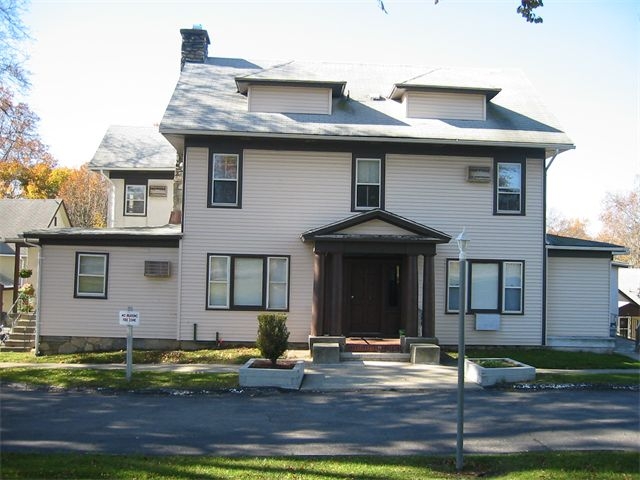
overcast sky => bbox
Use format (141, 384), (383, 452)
(22, 0), (640, 233)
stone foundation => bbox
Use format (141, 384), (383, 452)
(37, 336), (226, 355)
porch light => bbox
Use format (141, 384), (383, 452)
(456, 228), (470, 261)
(456, 227), (469, 472)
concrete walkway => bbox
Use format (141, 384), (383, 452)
(1, 338), (637, 392)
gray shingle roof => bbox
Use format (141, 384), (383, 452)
(0, 199), (67, 253)
(160, 58), (574, 154)
(89, 125), (177, 171)
(546, 234), (627, 253)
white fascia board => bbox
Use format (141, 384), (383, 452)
(546, 245), (629, 255)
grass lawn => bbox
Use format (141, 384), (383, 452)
(1, 451), (638, 479)
(0, 367), (238, 390)
(0, 346), (261, 365)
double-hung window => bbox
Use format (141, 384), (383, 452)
(75, 253), (108, 299)
(211, 153), (240, 207)
(207, 255), (289, 310)
(353, 157), (383, 210)
(496, 161), (523, 214)
(446, 259), (524, 314)
(125, 184), (146, 216)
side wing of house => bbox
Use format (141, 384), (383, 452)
(546, 235), (627, 351)
(89, 126), (178, 228)
(24, 227), (182, 354)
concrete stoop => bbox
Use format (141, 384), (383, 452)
(340, 352), (411, 362)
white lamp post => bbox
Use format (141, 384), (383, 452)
(455, 228), (469, 472)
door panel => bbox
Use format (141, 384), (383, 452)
(345, 258), (402, 336)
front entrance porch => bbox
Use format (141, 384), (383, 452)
(301, 209), (452, 341)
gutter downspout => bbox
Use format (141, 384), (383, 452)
(100, 170), (116, 228)
(22, 239), (42, 355)
(542, 148), (559, 346)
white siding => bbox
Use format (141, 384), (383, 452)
(111, 178), (174, 228)
(181, 147), (545, 345)
(386, 154), (545, 345)
(181, 147), (350, 343)
(338, 219), (417, 236)
(404, 91), (486, 120)
(39, 245), (179, 339)
(547, 256), (611, 338)
(248, 85), (332, 114)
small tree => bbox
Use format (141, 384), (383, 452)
(256, 313), (290, 367)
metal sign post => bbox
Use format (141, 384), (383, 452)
(119, 307), (140, 382)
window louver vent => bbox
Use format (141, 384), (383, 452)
(144, 261), (171, 277)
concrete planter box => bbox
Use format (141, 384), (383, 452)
(239, 358), (305, 390)
(465, 358), (536, 387)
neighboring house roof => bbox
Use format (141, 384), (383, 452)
(161, 58), (574, 156)
(546, 234), (628, 255)
(22, 224), (182, 247)
(88, 125), (177, 171)
(619, 268), (640, 308)
(0, 199), (70, 252)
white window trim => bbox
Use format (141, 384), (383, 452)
(446, 259), (524, 315)
(266, 256), (289, 310)
(208, 255), (230, 309)
(502, 261), (524, 314)
(75, 253), (108, 298)
(354, 157), (382, 210)
(496, 162), (522, 214)
(124, 184), (147, 216)
(207, 254), (289, 311)
(211, 153), (239, 207)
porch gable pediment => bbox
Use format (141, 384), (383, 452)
(300, 209), (451, 250)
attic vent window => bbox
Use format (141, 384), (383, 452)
(467, 166), (491, 183)
(144, 261), (171, 277)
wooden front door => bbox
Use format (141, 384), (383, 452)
(345, 257), (401, 336)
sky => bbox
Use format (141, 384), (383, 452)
(20, 0), (640, 234)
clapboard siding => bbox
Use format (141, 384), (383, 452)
(338, 219), (418, 236)
(404, 91), (485, 120)
(248, 85), (332, 114)
(181, 147), (351, 342)
(111, 178), (174, 228)
(181, 147), (545, 344)
(547, 256), (611, 337)
(39, 245), (179, 338)
(387, 154), (545, 345)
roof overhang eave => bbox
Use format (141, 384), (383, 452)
(546, 245), (629, 255)
(158, 128), (575, 153)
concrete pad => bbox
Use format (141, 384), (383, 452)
(410, 344), (440, 364)
(313, 342), (341, 364)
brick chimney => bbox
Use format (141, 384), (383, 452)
(180, 26), (210, 69)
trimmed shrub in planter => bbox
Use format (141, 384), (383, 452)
(256, 313), (290, 367)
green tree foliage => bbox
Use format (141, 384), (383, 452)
(376, 0), (544, 23)
(256, 313), (290, 367)
(0, 86), (62, 197)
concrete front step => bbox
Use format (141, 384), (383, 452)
(0, 345), (34, 352)
(340, 352), (411, 362)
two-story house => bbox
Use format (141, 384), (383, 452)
(22, 28), (626, 354)
(88, 125), (179, 228)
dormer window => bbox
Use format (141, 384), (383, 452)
(389, 84), (500, 121)
(247, 85), (332, 114)
(235, 76), (346, 115)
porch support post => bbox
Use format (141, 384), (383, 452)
(402, 255), (419, 337)
(422, 254), (436, 337)
(311, 252), (325, 336)
(329, 252), (343, 335)
(12, 244), (21, 305)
